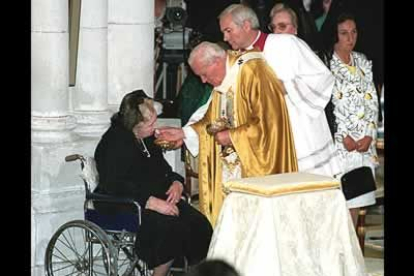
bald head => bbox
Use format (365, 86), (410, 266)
(188, 42), (227, 87)
(188, 42), (226, 68)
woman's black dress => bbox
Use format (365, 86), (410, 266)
(94, 123), (213, 269)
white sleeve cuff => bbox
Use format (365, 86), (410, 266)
(183, 126), (199, 157)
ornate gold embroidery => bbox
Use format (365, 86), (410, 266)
(206, 117), (230, 135)
(220, 146), (241, 171)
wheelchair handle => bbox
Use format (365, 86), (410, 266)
(65, 154), (84, 162)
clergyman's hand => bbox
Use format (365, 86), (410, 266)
(146, 196), (179, 216)
(155, 127), (185, 142)
(214, 130), (232, 146)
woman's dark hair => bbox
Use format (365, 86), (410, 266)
(185, 260), (240, 276)
(320, 9), (356, 52)
(332, 13), (357, 44)
(111, 89), (151, 131)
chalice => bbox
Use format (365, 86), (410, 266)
(154, 138), (176, 151)
(206, 117), (230, 135)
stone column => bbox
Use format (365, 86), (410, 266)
(32, 2), (80, 275)
(31, 2), (160, 276)
(72, 0), (112, 137)
(32, 0), (77, 143)
(108, 0), (155, 105)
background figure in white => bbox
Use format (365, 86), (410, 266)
(328, 13), (379, 226)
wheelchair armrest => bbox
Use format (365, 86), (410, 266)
(88, 191), (189, 209)
(86, 192), (142, 216)
(85, 192), (143, 230)
(87, 192), (138, 205)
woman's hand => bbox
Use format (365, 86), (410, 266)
(355, 136), (373, 152)
(343, 135), (357, 152)
(166, 181), (183, 204)
(146, 196), (179, 216)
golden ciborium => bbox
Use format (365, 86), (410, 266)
(206, 117), (231, 135)
(206, 118), (238, 161)
(154, 138), (176, 151)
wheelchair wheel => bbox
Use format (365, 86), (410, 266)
(110, 232), (151, 276)
(45, 220), (119, 276)
(117, 248), (150, 276)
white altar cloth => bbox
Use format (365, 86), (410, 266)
(207, 175), (367, 276)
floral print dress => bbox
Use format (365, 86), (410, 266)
(330, 51), (379, 208)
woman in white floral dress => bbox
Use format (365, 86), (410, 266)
(329, 13), (379, 226)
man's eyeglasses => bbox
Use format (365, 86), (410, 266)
(267, 22), (293, 33)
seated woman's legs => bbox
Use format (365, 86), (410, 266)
(153, 260), (174, 276)
(135, 202), (212, 274)
(176, 201), (213, 264)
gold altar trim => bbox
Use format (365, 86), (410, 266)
(223, 172), (340, 197)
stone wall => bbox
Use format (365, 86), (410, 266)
(32, 138), (97, 276)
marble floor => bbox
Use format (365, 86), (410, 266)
(364, 204), (384, 276)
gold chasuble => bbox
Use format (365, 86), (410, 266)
(191, 49), (298, 226)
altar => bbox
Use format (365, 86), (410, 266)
(207, 172), (367, 276)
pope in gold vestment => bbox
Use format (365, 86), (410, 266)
(191, 49), (298, 226)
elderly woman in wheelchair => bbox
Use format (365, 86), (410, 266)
(92, 89), (213, 276)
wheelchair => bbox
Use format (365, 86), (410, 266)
(44, 154), (189, 276)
